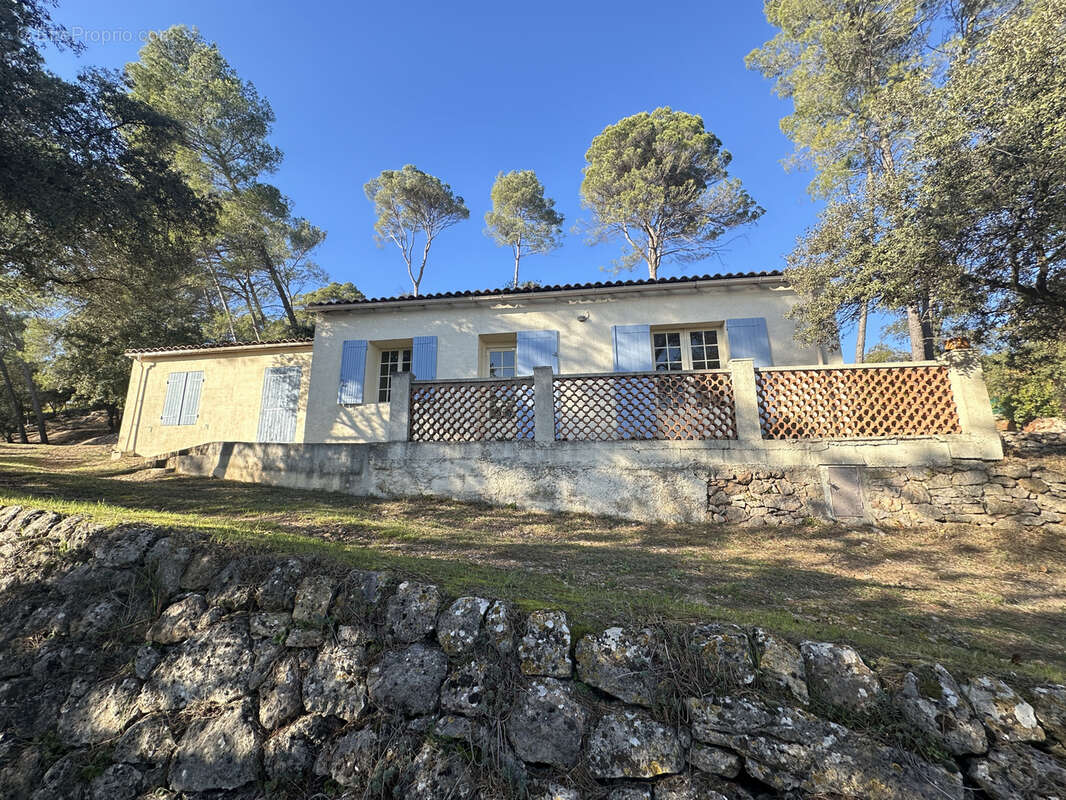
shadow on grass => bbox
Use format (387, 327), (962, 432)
(0, 444), (1063, 683)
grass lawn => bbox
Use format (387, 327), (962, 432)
(0, 442), (1063, 685)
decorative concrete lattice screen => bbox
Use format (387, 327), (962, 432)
(553, 372), (737, 441)
(756, 365), (962, 439)
(409, 379), (535, 441)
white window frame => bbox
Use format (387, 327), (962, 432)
(486, 346), (517, 378)
(650, 325), (727, 371)
(478, 333), (518, 378)
(376, 346), (411, 403)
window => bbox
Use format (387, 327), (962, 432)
(161, 371), (204, 426)
(478, 333), (518, 378)
(378, 348), (411, 402)
(653, 332), (684, 371)
(652, 328), (723, 371)
(689, 329), (722, 369)
(487, 348), (516, 378)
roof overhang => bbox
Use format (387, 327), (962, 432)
(309, 273), (789, 315)
(125, 339), (314, 359)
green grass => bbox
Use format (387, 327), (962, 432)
(1, 442), (1064, 684)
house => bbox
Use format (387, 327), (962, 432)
(119, 339), (313, 457)
(118, 271), (838, 457)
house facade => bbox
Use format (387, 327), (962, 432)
(118, 271), (838, 457)
(304, 271), (836, 443)
(118, 339), (313, 457)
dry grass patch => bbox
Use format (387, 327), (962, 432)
(0, 443), (1062, 684)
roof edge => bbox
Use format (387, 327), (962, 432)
(309, 271), (786, 313)
(125, 337), (313, 358)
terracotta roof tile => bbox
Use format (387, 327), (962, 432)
(125, 337), (313, 355)
(308, 270), (784, 310)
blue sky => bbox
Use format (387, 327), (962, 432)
(43, 0), (887, 359)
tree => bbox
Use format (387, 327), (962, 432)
(293, 281), (365, 328)
(128, 26), (325, 335)
(0, 307), (47, 442)
(484, 170), (564, 288)
(364, 165), (469, 296)
(0, 1), (210, 292)
(747, 0), (932, 360)
(580, 108), (763, 279)
(983, 339), (1066, 426)
(748, 0), (1026, 361)
(34, 277), (206, 430)
(906, 0), (1066, 338)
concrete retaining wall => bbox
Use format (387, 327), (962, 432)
(168, 431), (1046, 526)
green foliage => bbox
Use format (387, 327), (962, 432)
(863, 344), (911, 363)
(0, 12), (342, 424)
(580, 107), (763, 278)
(128, 25), (326, 335)
(293, 282), (365, 327)
(33, 277), (205, 422)
(908, 0), (1066, 338)
(484, 170), (564, 287)
(0, 0), (211, 291)
(748, 0), (937, 357)
(750, 0), (1062, 358)
(983, 340), (1066, 426)
(364, 165), (469, 296)
(127, 25), (281, 195)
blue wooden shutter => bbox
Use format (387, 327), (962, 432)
(612, 325), (653, 372)
(516, 330), (559, 374)
(178, 371), (204, 425)
(338, 340), (368, 404)
(726, 318), (773, 367)
(258, 366), (302, 443)
(160, 372), (186, 425)
(411, 335), (438, 380)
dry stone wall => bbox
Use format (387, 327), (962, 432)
(707, 454), (1066, 529)
(0, 506), (1064, 799)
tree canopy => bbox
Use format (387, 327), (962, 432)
(581, 107), (763, 279)
(128, 25), (326, 336)
(0, 0), (211, 292)
(364, 165), (469, 297)
(484, 170), (564, 288)
(749, 0), (1060, 363)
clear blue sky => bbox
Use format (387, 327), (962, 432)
(43, 0), (887, 360)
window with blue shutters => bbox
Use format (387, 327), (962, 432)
(650, 328), (724, 371)
(160, 371), (204, 426)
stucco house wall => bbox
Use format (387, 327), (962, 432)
(118, 342), (313, 457)
(303, 274), (838, 443)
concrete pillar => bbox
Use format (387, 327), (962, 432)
(387, 372), (412, 442)
(943, 347), (1003, 458)
(532, 366), (555, 443)
(728, 358), (763, 445)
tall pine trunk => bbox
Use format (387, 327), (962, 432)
(512, 238), (522, 289)
(0, 358), (27, 443)
(257, 242), (300, 332)
(855, 302), (868, 363)
(19, 361), (47, 444)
